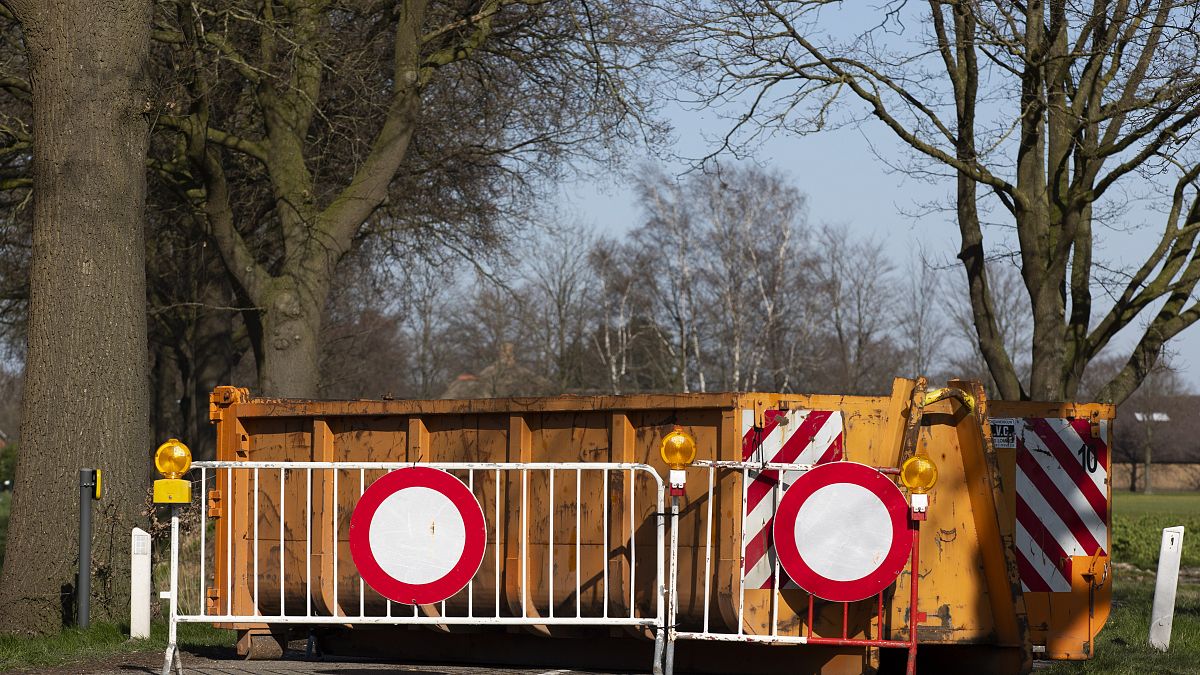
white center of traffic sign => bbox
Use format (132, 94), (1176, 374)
(773, 461), (912, 602)
(793, 482), (893, 582)
(369, 486), (467, 586)
(350, 467), (486, 605)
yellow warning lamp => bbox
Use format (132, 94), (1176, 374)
(659, 426), (697, 470)
(153, 438), (192, 504)
(899, 455), (938, 494)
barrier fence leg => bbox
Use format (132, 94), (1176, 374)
(653, 624), (665, 675)
(663, 495), (680, 675)
(161, 504), (183, 675)
(906, 518), (921, 675)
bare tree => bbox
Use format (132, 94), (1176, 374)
(398, 262), (463, 398)
(814, 227), (899, 394)
(695, 166), (813, 391)
(948, 261), (1034, 394)
(589, 237), (650, 394)
(631, 168), (706, 392)
(670, 0), (1200, 404)
(898, 252), (950, 379)
(523, 223), (597, 392)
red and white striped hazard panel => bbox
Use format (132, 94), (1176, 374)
(997, 417), (1110, 593)
(741, 408), (844, 589)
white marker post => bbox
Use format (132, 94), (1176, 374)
(1149, 526), (1185, 651)
(131, 527), (152, 639)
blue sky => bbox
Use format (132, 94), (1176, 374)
(557, 106), (1200, 393)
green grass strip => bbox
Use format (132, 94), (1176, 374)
(0, 622), (231, 671)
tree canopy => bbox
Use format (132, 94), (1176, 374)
(667, 0), (1200, 404)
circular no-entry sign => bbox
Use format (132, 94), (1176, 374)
(349, 467), (486, 605)
(773, 461), (912, 602)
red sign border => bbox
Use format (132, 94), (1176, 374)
(772, 461), (912, 602)
(349, 467), (486, 605)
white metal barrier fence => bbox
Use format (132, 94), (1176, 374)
(160, 461), (666, 675)
(664, 460), (921, 675)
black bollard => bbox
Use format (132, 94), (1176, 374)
(78, 468), (98, 628)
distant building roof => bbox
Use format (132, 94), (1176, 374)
(439, 344), (553, 399)
(1115, 395), (1200, 463)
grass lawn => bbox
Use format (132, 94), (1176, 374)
(1040, 573), (1199, 674)
(1111, 491), (1200, 569)
(1040, 490), (1199, 674)
(0, 493), (234, 672)
(0, 622), (231, 672)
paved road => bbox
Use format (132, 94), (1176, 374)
(58, 644), (632, 675)
(17, 644), (1072, 675)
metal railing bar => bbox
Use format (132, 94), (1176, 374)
(359, 468), (365, 618)
(576, 468), (581, 619)
(602, 467), (609, 619)
(521, 470), (528, 618)
(702, 464), (713, 634)
(192, 461), (663, 479)
(629, 468), (635, 620)
(737, 466), (746, 637)
(333, 469), (339, 618)
(175, 615), (660, 626)
(669, 631), (811, 645)
(467, 468), (474, 619)
(280, 468), (286, 617)
(655, 477), (665, 641)
(494, 468), (501, 618)
(253, 467), (259, 615)
(771, 476), (780, 639)
(226, 467), (232, 616)
(549, 468), (555, 619)
(200, 467), (207, 617)
(305, 468), (312, 618)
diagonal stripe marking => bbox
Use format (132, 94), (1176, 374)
(1017, 465), (1086, 557)
(1014, 546), (1052, 592)
(743, 411), (785, 461)
(1016, 494), (1071, 586)
(1018, 428), (1108, 550)
(776, 410), (832, 464)
(1016, 448), (1104, 555)
(1027, 418), (1108, 525)
(740, 410), (844, 588)
(1014, 525), (1068, 592)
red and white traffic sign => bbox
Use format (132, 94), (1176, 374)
(772, 461), (912, 602)
(349, 467), (486, 605)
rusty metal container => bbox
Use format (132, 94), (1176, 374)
(204, 378), (1112, 672)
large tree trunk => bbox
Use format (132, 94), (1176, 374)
(256, 275), (326, 398)
(0, 0), (152, 634)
